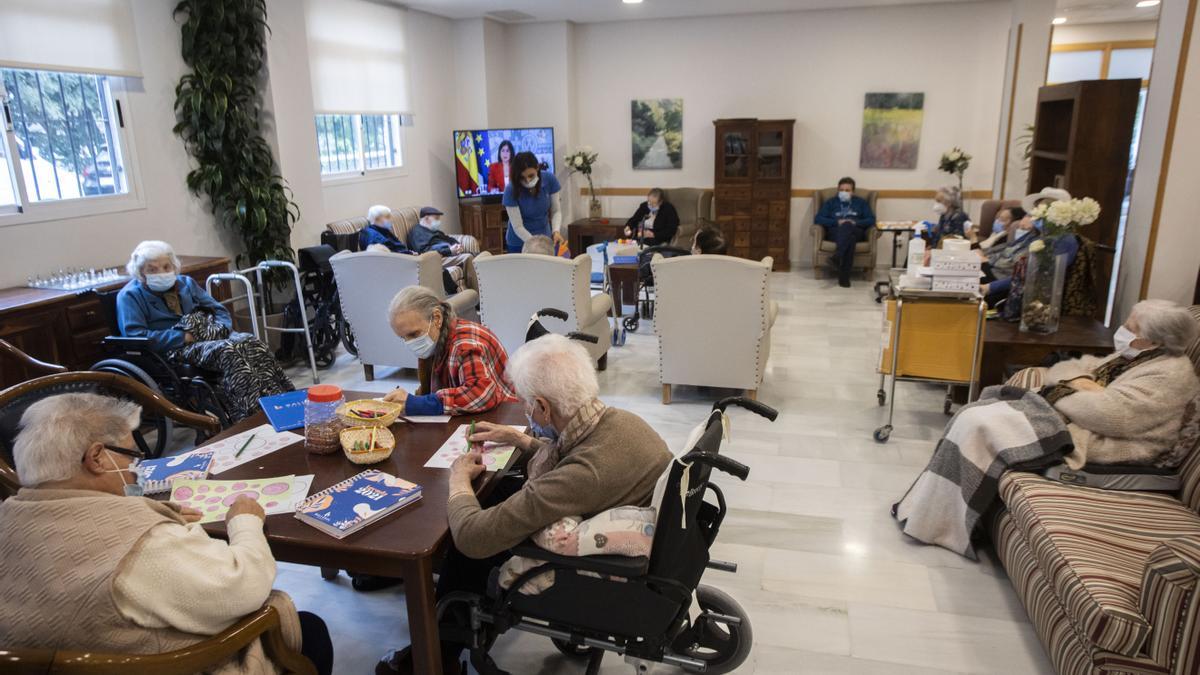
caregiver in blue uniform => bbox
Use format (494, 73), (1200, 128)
(502, 151), (562, 253)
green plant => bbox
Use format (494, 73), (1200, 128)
(1015, 123), (1035, 177)
(173, 0), (297, 268)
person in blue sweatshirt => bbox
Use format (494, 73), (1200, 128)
(814, 177), (876, 287)
(359, 205), (412, 253)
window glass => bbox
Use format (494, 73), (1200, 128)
(1109, 48), (1154, 81)
(1046, 50), (1103, 84)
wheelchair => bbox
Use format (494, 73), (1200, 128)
(277, 245), (345, 369)
(439, 395), (777, 675)
(83, 288), (231, 457)
(622, 244), (690, 333)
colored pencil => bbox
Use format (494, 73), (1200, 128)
(234, 433), (256, 458)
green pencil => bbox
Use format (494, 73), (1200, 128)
(467, 421), (476, 451)
(234, 433), (256, 458)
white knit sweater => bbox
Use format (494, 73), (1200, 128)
(1046, 352), (1200, 467)
(112, 514), (276, 635)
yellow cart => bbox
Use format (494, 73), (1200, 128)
(875, 274), (986, 442)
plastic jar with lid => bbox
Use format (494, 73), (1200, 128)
(304, 384), (345, 455)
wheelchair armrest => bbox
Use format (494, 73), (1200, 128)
(510, 540), (650, 578)
(103, 336), (152, 352)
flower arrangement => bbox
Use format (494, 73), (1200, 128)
(939, 147), (972, 199)
(1018, 197), (1101, 334)
(563, 147), (600, 204)
(1028, 197), (1101, 237)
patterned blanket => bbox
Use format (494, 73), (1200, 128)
(892, 385), (1074, 559)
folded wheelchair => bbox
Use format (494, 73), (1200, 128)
(439, 395), (777, 674)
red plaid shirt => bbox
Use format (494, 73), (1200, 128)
(431, 319), (517, 414)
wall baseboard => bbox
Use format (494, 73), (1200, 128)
(580, 187), (994, 200)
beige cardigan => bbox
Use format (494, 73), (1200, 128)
(1046, 353), (1200, 467)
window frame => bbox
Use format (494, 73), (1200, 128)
(315, 112), (406, 184)
(1047, 39), (1155, 86)
(0, 68), (145, 227)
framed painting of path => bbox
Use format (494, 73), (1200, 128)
(632, 98), (683, 170)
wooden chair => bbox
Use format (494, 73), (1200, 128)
(1, 605), (315, 674)
(0, 338), (68, 383)
(0, 371), (221, 497)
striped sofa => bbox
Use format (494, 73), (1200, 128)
(988, 305), (1200, 675)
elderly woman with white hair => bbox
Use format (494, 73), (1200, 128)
(376, 333), (673, 674)
(0, 393), (333, 674)
(1018, 299), (1200, 467)
(116, 240), (293, 421)
(922, 184), (969, 248)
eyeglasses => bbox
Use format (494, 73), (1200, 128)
(98, 444), (145, 462)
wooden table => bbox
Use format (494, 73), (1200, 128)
(199, 395), (526, 675)
(568, 217), (625, 256)
(980, 316), (1114, 388)
(0, 255), (230, 388)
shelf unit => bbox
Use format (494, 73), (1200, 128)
(712, 118), (795, 270)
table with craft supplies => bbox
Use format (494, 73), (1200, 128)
(195, 393), (527, 675)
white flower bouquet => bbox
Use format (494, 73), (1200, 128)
(563, 147), (600, 209)
(938, 147), (972, 177)
(1028, 196), (1100, 237)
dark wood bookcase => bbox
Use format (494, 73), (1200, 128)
(713, 118), (795, 270)
(1028, 79), (1140, 306)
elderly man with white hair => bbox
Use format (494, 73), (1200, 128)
(359, 204), (413, 253)
(0, 393), (333, 674)
(116, 240), (293, 421)
(376, 333), (672, 675)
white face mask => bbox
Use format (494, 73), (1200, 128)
(104, 450), (144, 497)
(404, 316), (438, 359)
(1113, 325), (1147, 359)
(838, 190), (852, 203)
(932, 202), (948, 215)
(145, 272), (177, 293)
(427, 219), (442, 230)
(522, 175), (539, 189)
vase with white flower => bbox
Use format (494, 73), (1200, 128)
(1017, 197), (1101, 334)
(563, 147), (601, 217)
(938, 147), (972, 200)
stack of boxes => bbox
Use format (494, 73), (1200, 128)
(928, 239), (981, 293)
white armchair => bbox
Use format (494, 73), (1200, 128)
(329, 249), (479, 380)
(472, 252), (614, 368)
(650, 254), (778, 403)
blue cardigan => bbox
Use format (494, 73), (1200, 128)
(116, 276), (232, 353)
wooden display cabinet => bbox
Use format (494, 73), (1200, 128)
(713, 118), (794, 270)
(458, 200), (508, 255)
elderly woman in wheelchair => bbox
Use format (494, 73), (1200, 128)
(116, 240), (294, 422)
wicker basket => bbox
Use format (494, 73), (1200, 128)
(337, 399), (402, 428)
(340, 425), (395, 465)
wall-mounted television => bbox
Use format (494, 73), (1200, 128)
(453, 126), (555, 200)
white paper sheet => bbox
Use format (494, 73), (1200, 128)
(404, 415), (452, 423)
(423, 424), (524, 471)
(199, 424), (304, 475)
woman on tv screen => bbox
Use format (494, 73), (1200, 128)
(487, 140), (514, 193)
(502, 151), (562, 253)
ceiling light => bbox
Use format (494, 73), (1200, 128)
(623, 0), (644, 4)
(1052, 16), (1067, 24)
(1136, 0), (1160, 7)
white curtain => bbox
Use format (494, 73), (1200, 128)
(303, 0), (412, 114)
(0, 0), (142, 77)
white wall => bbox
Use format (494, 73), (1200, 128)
(1052, 20), (1158, 44)
(992, 0), (1056, 202)
(0, 0), (232, 288)
(570, 2), (1012, 264)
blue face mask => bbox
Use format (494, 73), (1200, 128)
(1033, 219), (1045, 232)
(648, 204), (659, 213)
(526, 411), (560, 443)
(1013, 228), (1032, 241)
(838, 190), (852, 203)
(992, 219), (1006, 234)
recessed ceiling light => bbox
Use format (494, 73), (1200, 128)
(1052, 16), (1067, 24)
(623, 0), (644, 4)
(1136, 0), (1160, 7)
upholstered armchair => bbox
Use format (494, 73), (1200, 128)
(329, 249), (479, 380)
(323, 210), (481, 255)
(976, 199), (1022, 242)
(809, 187), (880, 279)
(472, 252), (613, 368)
(663, 188), (714, 249)
(650, 254), (778, 403)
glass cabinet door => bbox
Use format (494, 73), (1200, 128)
(756, 129), (785, 179)
(721, 130), (752, 179)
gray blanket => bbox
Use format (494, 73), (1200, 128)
(892, 385), (1073, 559)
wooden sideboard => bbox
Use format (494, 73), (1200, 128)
(0, 255), (231, 389)
(713, 118), (795, 271)
(459, 200), (508, 255)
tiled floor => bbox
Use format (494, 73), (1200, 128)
(273, 270), (1054, 674)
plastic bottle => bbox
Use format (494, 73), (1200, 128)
(304, 384), (345, 454)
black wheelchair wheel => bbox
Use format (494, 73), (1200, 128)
(678, 585), (753, 675)
(91, 359), (174, 458)
(550, 638), (592, 659)
(339, 317), (358, 357)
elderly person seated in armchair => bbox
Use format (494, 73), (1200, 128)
(894, 299), (1200, 558)
(377, 333), (673, 675)
(116, 240), (293, 422)
(0, 393), (333, 675)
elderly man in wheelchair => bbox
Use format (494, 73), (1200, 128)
(378, 332), (771, 675)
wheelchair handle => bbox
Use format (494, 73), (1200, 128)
(712, 396), (778, 421)
(565, 331), (599, 344)
(683, 451), (750, 481)
(535, 308), (569, 321)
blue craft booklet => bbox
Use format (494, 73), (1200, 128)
(138, 451), (214, 495)
(295, 470), (422, 539)
(259, 390), (309, 431)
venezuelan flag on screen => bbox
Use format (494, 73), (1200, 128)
(455, 131), (480, 196)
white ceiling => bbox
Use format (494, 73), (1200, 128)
(400, 0), (980, 24)
(1054, 0), (1160, 26)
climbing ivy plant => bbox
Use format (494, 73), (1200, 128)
(173, 0), (297, 267)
